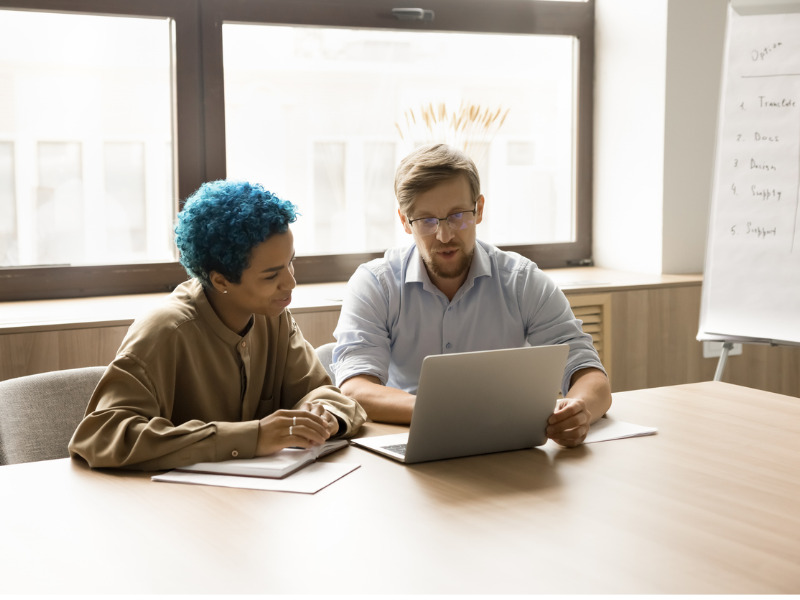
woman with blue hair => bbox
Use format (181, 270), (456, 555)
(69, 180), (366, 470)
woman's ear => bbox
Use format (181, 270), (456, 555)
(398, 208), (413, 234)
(209, 271), (230, 295)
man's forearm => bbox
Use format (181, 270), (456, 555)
(566, 367), (612, 423)
(340, 375), (415, 425)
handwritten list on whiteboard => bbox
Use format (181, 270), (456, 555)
(699, 6), (800, 345)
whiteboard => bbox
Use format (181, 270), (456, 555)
(698, 3), (800, 346)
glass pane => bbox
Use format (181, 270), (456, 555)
(312, 141), (346, 251)
(0, 141), (16, 265)
(363, 141), (399, 251)
(104, 141), (147, 258)
(223, 24), (577, 256)
(36, 141), (84, 264)
(0, 10), (176, 267)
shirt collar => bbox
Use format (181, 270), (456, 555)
(404, 239), (493, 297)
(187, 279), (250, 346)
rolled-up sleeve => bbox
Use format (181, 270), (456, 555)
(281, 316), (367, 437)
(519, 269), (606, 395)
(68, 355), (261, 471)
(332, 263), (395, 387)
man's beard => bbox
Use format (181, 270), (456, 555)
(424, 243), (474, 281)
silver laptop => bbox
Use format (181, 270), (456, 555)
(350, 344), (569, 464)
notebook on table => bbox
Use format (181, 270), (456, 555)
(175, 439), (348, 479)
(350, 344), (569, 464)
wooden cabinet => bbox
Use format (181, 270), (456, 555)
(602, 281), (799, 396)
(567, 292), (613, 383)
(0, 326), (128, 380)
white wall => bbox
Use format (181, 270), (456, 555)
(662, 0), (728, 273)
(594, 0), (729, 274)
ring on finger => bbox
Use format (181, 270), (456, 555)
(293, 416), (297, 426)
(289, 426), (293, 436)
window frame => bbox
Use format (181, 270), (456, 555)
(0, 0), (594, 301)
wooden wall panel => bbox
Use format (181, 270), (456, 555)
(56, 327), (128, 370)
(608, 285), (710, 392)
(723, 344), (800, 396)
(0, 331), (59, 381)
(292, 310), (339, 348)
(609, 283), (799, 397)
(0, 315), (338, 382)
(0, 326), (128, 381)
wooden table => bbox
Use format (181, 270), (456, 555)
(1, 381), (798, 594)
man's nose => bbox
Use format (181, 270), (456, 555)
(436, 221), (454, 243)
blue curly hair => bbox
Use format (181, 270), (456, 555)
(175, 180), (298, 287)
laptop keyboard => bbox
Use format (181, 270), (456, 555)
(382, 443), (407, 457)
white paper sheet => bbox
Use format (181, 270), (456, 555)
(583, 417), (657, 444)
(152, 461), (359, 494)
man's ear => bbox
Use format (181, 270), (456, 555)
(209, 271), (231, 295)
(475, 195), (485, 225)
(398, 208), (413, 234)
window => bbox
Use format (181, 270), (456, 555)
(0, 0), (203, 300)
(0, 10), (175, 267)
(223, 24), (577, 255)
(0, 0), (594, 300)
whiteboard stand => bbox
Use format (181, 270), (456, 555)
(713, 341), (735, 382)
(697, 3), (800, 362)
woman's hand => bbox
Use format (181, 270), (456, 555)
(302, 401), (341, 438)
(255, 405), (334, 456)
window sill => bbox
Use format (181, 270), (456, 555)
(0, 268), (702, 334)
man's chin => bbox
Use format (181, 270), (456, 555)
(434, 267), (467, 280)
(427, 254), (472, 280)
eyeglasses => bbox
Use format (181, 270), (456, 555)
(407, 208), (477, 236)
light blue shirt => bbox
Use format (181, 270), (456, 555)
(332, 240), (605, 396)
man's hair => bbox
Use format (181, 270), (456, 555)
(175, 180), (298, 287)
(394, 143), (481, 214)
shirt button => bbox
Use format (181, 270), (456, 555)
(445, 342), (452, 349)
(241, 341), (246, 348)
(231, 450), (239, 458)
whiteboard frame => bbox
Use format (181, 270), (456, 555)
(698, 0), (800, 353)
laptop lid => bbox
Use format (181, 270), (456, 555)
(352, 344), (569, 464)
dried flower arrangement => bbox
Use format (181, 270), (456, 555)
(394, 102), (510, 158)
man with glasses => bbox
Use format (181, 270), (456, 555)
(332, 143), (610, 447)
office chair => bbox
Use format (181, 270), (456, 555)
(314, 342), (336, 382)
(0, 366), (106, 466)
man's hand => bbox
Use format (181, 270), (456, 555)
(255, 405), (335, 456)
(546, 397), (592, 447)
(548, 367), (611, 447)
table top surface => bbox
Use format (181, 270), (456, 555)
(1, 381), (798, 595)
